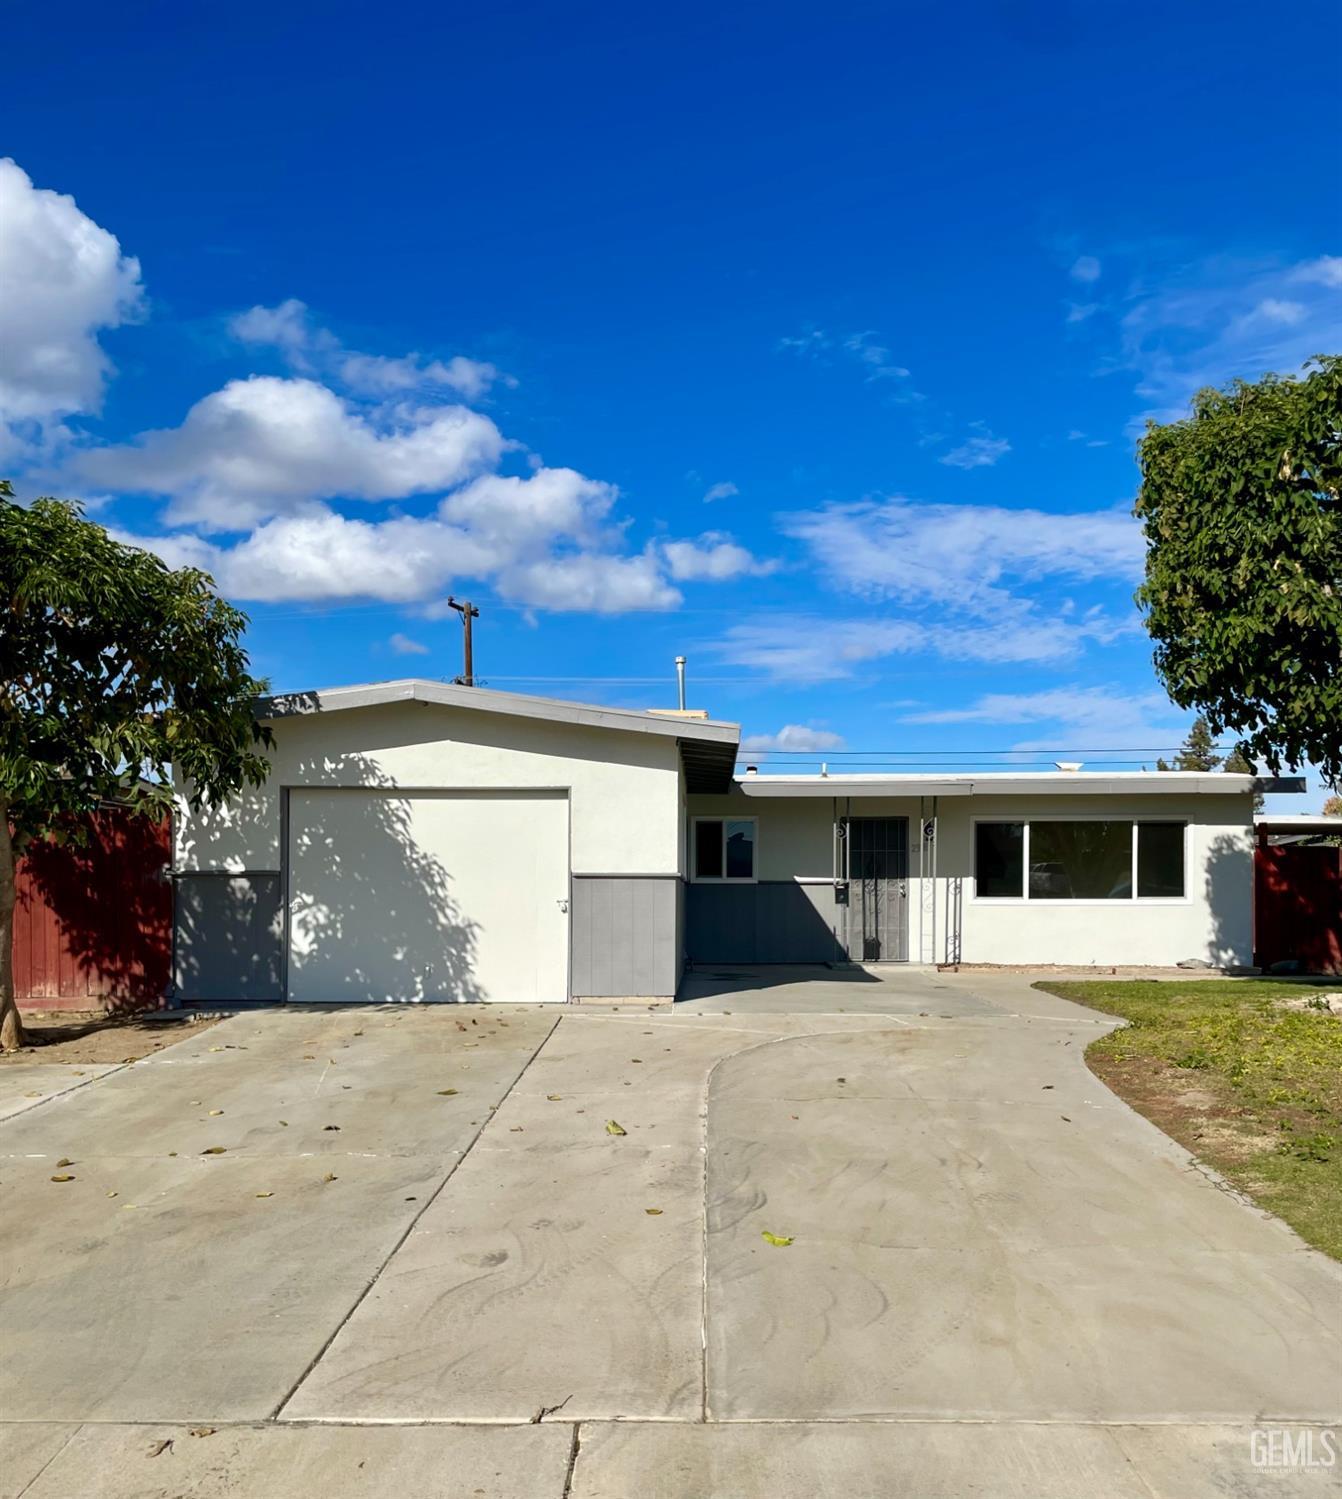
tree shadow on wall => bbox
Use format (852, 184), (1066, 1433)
(1203, 831), (1258, 971)
(17, 809), (173, 1013)
(178, 755), (487, 1004)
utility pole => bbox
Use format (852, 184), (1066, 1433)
(446, 597), (479, 686)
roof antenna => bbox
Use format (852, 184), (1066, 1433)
(447, 597), (479, 686)
(675, 655), (686, 711)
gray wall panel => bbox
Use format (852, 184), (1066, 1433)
(175, 872), (283, 1003)
(685, 881), (847, 964)
(571, 876), (678, 998)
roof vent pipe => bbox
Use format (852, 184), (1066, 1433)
(820, 762), (829, 777)
(675, 655), (686, 711)
(745, 764), (758, 776)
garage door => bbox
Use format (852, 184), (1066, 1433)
(286, 789), (569, 1004)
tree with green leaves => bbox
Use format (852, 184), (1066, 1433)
(1155, 715), (1221, 772)
(1, 484), (271, 1050)
(1135, 355), (1342, 785)
(1156, 715), (1263, 809)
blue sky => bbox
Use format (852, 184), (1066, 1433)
(3, 1), (1338, 804)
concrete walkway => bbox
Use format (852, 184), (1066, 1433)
(2, 971), (1338, 1496)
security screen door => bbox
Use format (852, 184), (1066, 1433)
(845, 817), (909, 962)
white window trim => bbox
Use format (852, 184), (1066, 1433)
(970, 816), (1191, 905)
(690, 815), (759, 884)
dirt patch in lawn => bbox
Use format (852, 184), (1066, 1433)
(1037, 979), (1342, 1261)
(1086, 1053), (1280, 1165)
(0, 1010), (219, 1066)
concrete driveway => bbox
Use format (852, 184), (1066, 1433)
(1, 971), (1338, 1497)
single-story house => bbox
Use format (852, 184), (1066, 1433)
(172, 679), (1303, 1004)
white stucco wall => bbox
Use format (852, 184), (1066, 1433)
(177, 701), (685, 877)
(685, 789), (1256, 967)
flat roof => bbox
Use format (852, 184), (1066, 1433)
(1255, 814), (1342, 829)
(257, 678), (742, 791)
(731, 771), (1306, 798)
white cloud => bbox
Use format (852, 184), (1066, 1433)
(703, 609), (1117, 683)
(940, 432), (1011, 469)
(114, 463), (689, 613)
(230, 298), (510, 401)
(659, 533), (776, 582)
(495, 552), (680, 613)
(902, 683), (1186, 751)
(0, 158), (144, 451)
(440, 467), (619, 551)
(703, 480), (738, 503)
(1070, 255), (1102, 283)
(842, 331), (911, 381)
(1292, 255), (1342, 288)
(741, 724), (845, 753)
(76, 376), (507, 529)
(708, 617), (926, 681)
(120, 510), (466, 603)
(778, 328), (831, 356)
(1243, 297), (1305, 326)
(389, 632), (430, 655)
(1115, 250), (1342, 422)
(780, 495), (1142, 616)
(1065, 302), (1099, 324)
(780, 326), (911, 384)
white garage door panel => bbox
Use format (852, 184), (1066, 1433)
(287, 789), (569, 1004)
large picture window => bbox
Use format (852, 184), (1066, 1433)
(691, 817), (757, 881)
(974, 820), (1186, 901)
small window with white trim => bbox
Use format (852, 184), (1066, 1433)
(692, 817), (757, 881)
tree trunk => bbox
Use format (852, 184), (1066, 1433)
(0, 798), (24, 1052)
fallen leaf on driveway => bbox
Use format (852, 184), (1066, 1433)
(279, 1120), (289, 1126)
(1060, 1115), (1072, 1123)
(147, 1438), (173, 1458)
(645, 1208), (663, 1216)
(50, 1174), (75, 1183)
(323, 1124), (341, 1131)
(605, 1120), (627, 1136)
(255, 1192), (273, 1199)
(323, 1172), (338, 1183)
(546, 1094), (562, 1101)
(761, 1231), (794, 1247)
(189, 1427), (216, 1438)
(209, 1109), (224, 1116)
(437, 1088), (459, 1096)
(56, 1157), (73, 1167)
(201, 1146), (227, 1155)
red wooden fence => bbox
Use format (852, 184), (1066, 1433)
(11, 809), (173, 1011)
(1254, 838), (1342, 976)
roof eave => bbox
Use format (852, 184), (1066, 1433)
(256, 678), (740, 748)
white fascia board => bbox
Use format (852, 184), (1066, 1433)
(258, 678), (740, 747)
(733, 772), (1305, 798)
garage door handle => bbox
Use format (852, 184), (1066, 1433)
(557, 899), (569, 913)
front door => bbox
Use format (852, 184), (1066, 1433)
(845, 817), (909, 962)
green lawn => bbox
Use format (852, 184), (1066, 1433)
(1034, 979), (1342, 1260)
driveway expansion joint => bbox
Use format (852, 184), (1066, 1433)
(270, 1010), (564, 1423)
